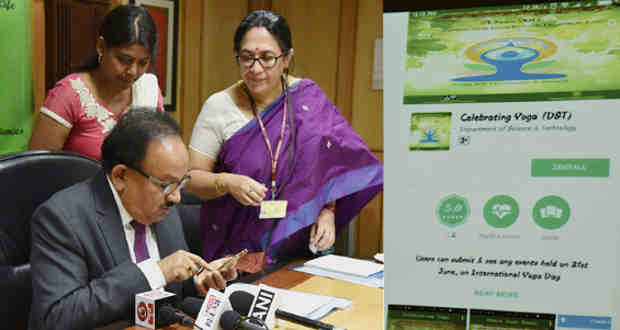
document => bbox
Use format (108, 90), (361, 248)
(292, 255), (385, 288)
(304, 254), (384, 277)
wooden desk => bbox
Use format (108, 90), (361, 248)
(274, 276), (383, 329)
(126, 261), (383, 330)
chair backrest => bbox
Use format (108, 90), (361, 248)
(0, 150), (101, 329)
(178, 192), (203, 256)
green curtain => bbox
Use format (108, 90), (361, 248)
(0, 0), (33, 155)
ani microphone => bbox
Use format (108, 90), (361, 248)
(220, 310), (269, 330)
(229, 290), (346, 330)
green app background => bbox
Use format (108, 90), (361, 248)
(404, 1), (620, 103)
(410, 112), (451, 150)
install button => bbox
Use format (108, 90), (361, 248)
(532, 158), (610, 177)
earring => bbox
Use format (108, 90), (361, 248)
(98, 54), (103, 64)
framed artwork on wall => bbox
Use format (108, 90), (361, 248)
(134, 0), (178, 111)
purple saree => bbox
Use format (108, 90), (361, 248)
(200, 79), (383, 262)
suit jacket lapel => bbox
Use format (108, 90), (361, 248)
(92, 170), (131, 266)
(153, 216), (175, 259)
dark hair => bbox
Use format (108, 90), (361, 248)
(101, 108), (180, 173)
(77, 5), (159, 72)
(234, 10), (292, 55)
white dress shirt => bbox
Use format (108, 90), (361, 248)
(106, 176), (166, 290)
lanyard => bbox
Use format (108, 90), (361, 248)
(244, 84), (288, 200)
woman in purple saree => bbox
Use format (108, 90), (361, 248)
(186, 10), (383, 270)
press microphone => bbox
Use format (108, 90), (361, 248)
(245, 284), (279, 328)
(159, 305), (204, 330)
(229, 290), (345, 330)
(220, 310), (269, 330)
(180, 296), (204, 318)
(135, 290), (177, 329)
(135, 290), (205, 329)
(194, 288), (233, 330)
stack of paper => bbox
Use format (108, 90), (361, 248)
(291, 254), (384, 288)
(225, 282), (352, 320)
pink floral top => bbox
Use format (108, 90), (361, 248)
(40, 73), (163, 161)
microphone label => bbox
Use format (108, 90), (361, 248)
(196, 288), (232, 330)
(249, 284), (280, 329)
(135, 290), (176, 329)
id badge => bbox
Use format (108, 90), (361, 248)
(259, 200), (288, 219)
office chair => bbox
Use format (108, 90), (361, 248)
(178, 191), (203, 256)
(0, 150), (101, 330)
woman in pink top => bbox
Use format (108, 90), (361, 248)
(29, 5), (163, 161)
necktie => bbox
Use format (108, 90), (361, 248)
(131, 220), (149, 263)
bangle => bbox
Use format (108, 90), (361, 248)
(214, 175), (225, 194)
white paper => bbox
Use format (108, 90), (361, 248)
(292, 264), (384, 288)
(304, 254), (384, 277)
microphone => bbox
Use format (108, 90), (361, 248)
(245, 284), (279, 328)
(135, 290), (205, 329)
(229, 290), (345, 330)
(194, 288), (233, 330)
(220, 310), (269, 330)
(159, 305), (204, 330)
(228, 290), (252, 315)
(179, 296), (204, 318)
(135, 290), (177, 329)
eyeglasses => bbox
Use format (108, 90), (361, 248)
(128, 166), (191, 196)
(235, 53), (287, 69)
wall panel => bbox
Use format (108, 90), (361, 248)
(177, 0), (202, 141)
(272, 0), (341, 103)
(351, 0), (383, 257)
(352, 0), (383, 152)
(199, 2), (248, 111)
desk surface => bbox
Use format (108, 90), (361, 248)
(127, 260), (383, 330)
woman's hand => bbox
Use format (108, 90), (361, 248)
(222, 173), (267, 206)
(186, 150), (266, 204)
(309, 208), (336, 252)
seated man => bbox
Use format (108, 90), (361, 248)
(29, 108), (236, 330)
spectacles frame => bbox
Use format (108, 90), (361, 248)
(235, 52), (288, 69)
(128, 166), (191, 196)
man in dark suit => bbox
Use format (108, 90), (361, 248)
(29, 108), (236, 330)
